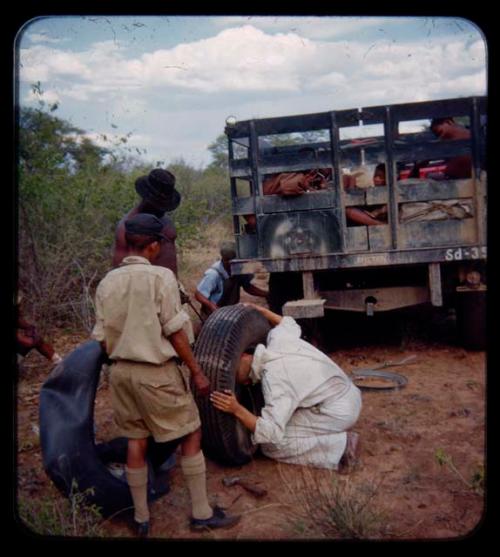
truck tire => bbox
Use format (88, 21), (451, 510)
(39, 340), (179, 518)
(193, 304), (270, 466)
(456, 290), (486, 350)
(268, 272), (303, 315)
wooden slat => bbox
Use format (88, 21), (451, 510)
(368, 225), (392, 251)
(237, 234), (258, 259)
(226, 109), (360, 138)
(232, 197), (255, 215)
(229, 159), (251, 178)
(226, 96), (485, 139)
(260, 191), (336, 213)
(392, 140), (471, 162)
(258, 158), (333, 176)
(346, 226), (368, 251)
(366, 187), (389, 204)
(397, 179), (474, 202)
(399, 218), (477, 249)
(344, 190), (367, 207)
(390, 98), (477, 121)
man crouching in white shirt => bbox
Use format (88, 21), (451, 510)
(210, 303), (362, 473)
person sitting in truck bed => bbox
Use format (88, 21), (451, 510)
(344, 163), (388, 226)
(261, 165), (388, 226)
(240, 169), (331, 233)
(429, 117), (472, 179)
(262, 168), (332, 195)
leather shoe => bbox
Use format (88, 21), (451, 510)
(190, 505), (241, 532)
(135, 520), (150, 538)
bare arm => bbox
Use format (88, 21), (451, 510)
(194, 289), (218, 314)
(210, 390), (258, 432)
(243, 303), (282, 326)
(168, 328), (210, 396)
(263, 173), (308, 196)
(346, 207), (385, 226)
(243, 284), (269, 298)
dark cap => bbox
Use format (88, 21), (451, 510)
(135, 168), (181, 212)
(124, 213), (166, 241)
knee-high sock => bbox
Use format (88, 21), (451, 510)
(180, 451), (212, 520)
(126, 465), (150, 523)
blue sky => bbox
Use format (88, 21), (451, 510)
(16, 15), (487, 168)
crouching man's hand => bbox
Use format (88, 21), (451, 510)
(210, 390), (240, 414)
(210, 390), (258, 432)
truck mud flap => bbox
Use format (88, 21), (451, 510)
(39, 340), (178, 518)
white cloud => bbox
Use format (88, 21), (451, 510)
(19, 24), (487, 102)
(26, 32), (68, 44)
(213, 16), (406, 41)
(137, 25), (317, 92)
(309, 71), (347, 90)
(20, 45), (91, 83)
(17, 20), (487, 168)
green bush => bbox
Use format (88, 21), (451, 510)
(17, 101), (232, 332)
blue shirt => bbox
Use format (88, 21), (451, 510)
(196, 260), (252, 304)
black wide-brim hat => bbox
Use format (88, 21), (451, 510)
(135, 168), (181, 212)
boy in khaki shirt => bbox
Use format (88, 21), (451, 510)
(92, 213), (240, 536)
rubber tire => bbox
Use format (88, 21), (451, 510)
(456, 290), (486, 350)
(193, 304), (270, 466)
(39, 340), (179, 518)
(268, 272), (303, 315)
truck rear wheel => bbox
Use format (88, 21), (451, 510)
(456, 290), (486, 350)
(268, 272), (303, 314)
(193, 304), (270, 466)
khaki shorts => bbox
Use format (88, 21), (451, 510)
(109, 359), (201, 442)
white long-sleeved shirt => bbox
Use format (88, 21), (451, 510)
(250, 317), (362, 469)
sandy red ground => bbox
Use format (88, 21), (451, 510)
(15, 304), (486, 541)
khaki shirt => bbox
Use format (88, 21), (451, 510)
(92, 256), (190, 364)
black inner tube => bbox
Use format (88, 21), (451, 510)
(39, 340), (178, 518)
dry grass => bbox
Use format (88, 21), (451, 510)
(17, 480), (104, 538)
(277, 463), (386, 539)
(177, 220), (234, 295)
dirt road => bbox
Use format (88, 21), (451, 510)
(16, 305), (485, 541)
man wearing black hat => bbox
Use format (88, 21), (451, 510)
(113, 168), (181, 273)
(92, 213), (241, 536)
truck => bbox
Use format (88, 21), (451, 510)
(224, 95), (487, 350)
(190, 96), (488, 467)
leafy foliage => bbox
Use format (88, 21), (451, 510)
(207, 133), (229, 170)
(17, 96), (231, 332)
